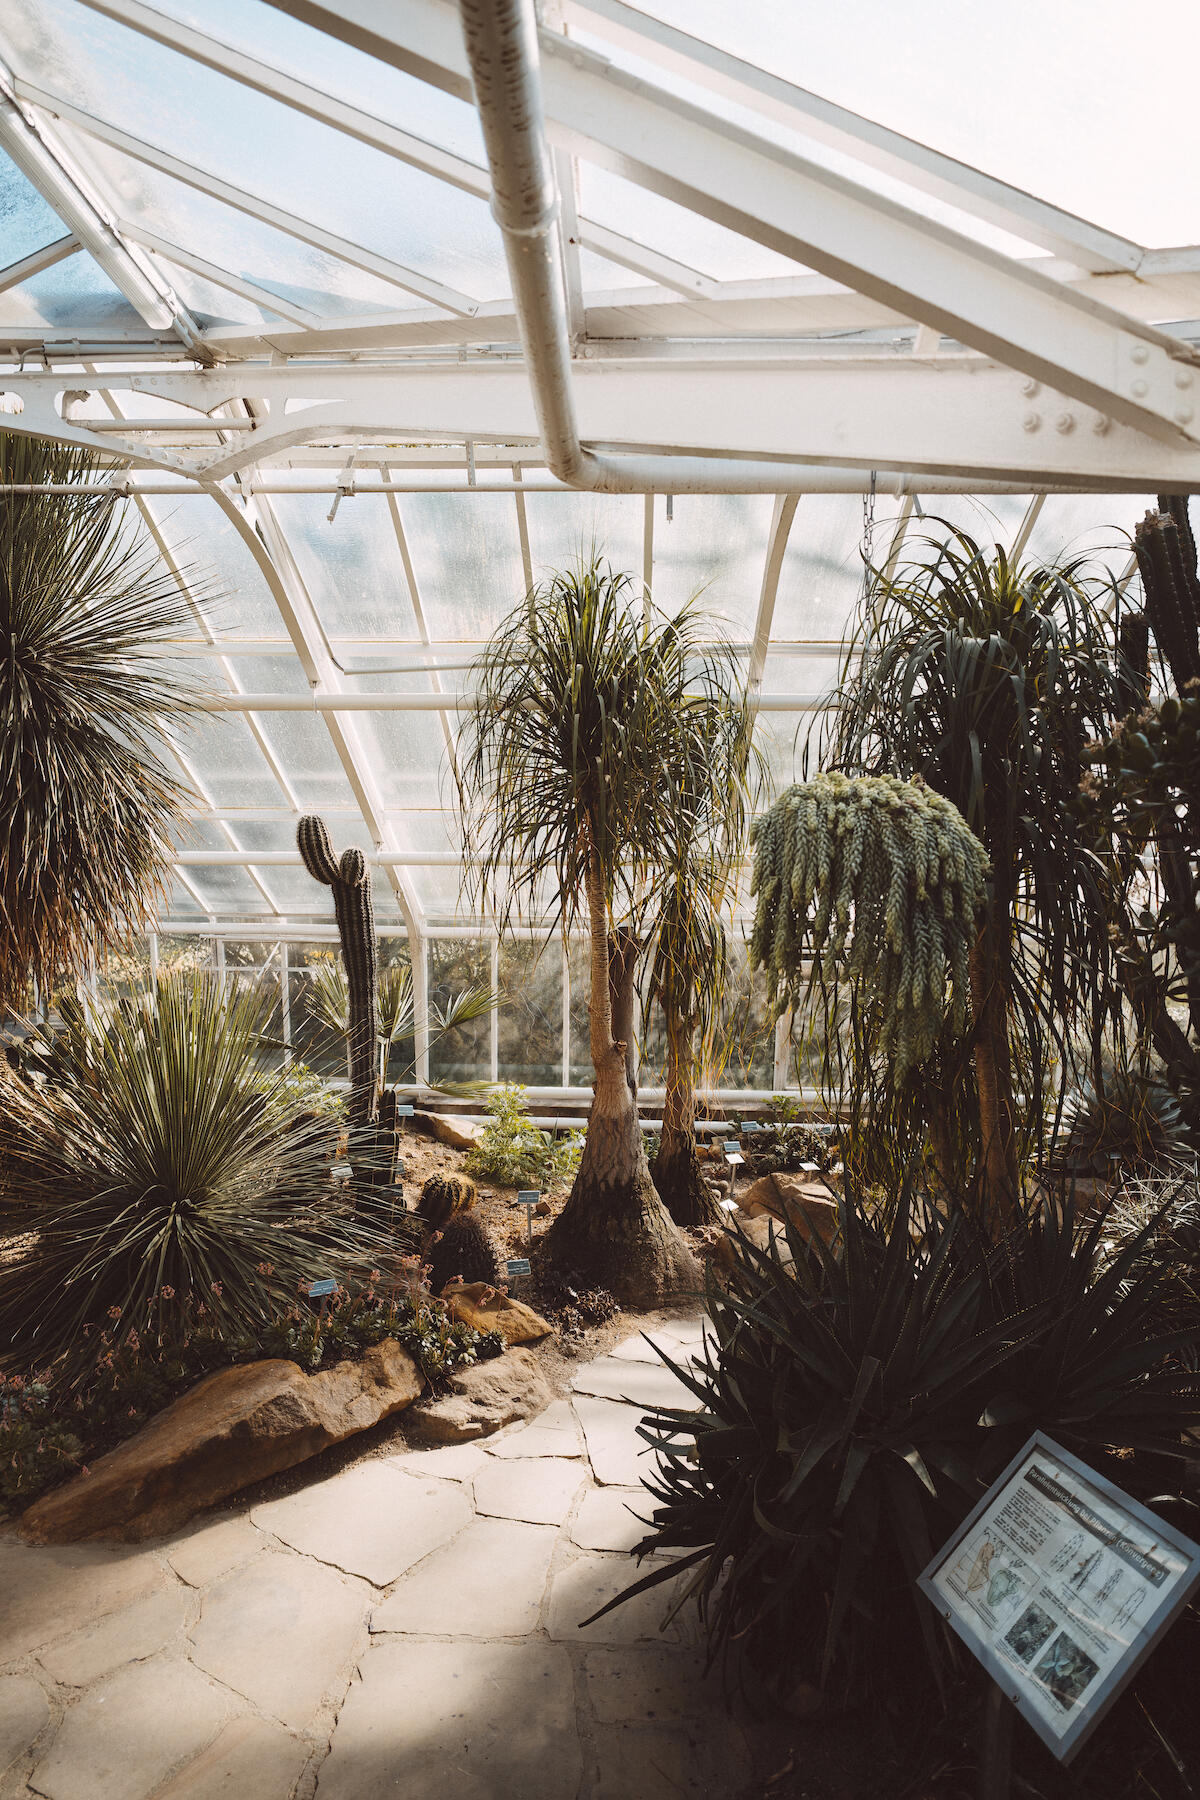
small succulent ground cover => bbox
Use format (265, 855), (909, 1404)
(0, 1273), (502, 1514)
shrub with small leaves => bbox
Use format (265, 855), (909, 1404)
(465, 1084), (582, 1188)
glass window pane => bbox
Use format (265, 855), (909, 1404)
(568, 939), (593, 1087)
(428, 939), (491, 1084)
(399, 495), (526, 639)
(498, 939), (561, 1086)
(0, 149), (69, 262)
(272, 496), (419, 640)
(152, 497), (281, 638)
(651, 494), (774, 630)
(3, 250), (138, 329)
(524, 492), (645, 590)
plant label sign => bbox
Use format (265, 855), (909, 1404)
(307, 1278), (338, 1298)
(505, 1257), (532, 1278)
(516, 1191), (540, 1208)
(918, 1433), (1200, 1763)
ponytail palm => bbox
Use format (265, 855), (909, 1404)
(0, 432), (199, 1009)
(460, 558), (726, 1302)
(827, 529), (1133, 1227)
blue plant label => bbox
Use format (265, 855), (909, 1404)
(505, 1258), (532, 1277)
(396, 1104), (415, 1117)
(517, 1190), (540, 1206)
(308, 1278), (338, 1298)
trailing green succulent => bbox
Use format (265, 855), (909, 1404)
(750, 772), (990, 1082)
(593, 1185), (1200, 1709)
(0, 976), (418, 1381)
(464, 1084), (582, 1189)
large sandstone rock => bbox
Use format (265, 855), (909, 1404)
(442, 1281), (553, 1346)
(737, 1173), (839, 1246)
(20, 1339), (423, 1545)
(412, 1109), (484, 1150)
(406, 1346), (552, 1444)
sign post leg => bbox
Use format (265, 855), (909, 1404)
(979, 1680), (1013, 1800)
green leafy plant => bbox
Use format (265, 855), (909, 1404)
(306, 955), (497, 1095)
(750, 772), (990, 1084)
(464, 1084), (581, 1188)
(0, 431), (204, 1011)
(0, 975), (417, 1379)
(594, 1186), (1200, 1709)
(736, 1112), (838, 1178)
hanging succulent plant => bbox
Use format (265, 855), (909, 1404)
(749, 772), (990, 1082)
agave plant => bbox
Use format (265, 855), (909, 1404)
(0, 975), (416, 1378)
(0, 432), (202, 1012)
(1052, 1063), (1195, 1177)
(305, 956), (497, 1093)
(593, 1185), (1200, 1708)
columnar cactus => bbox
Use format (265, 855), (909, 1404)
(1134, 504), (1200, 692)
(297, 815), (379, 1130)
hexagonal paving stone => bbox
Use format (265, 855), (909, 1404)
(0, 1541), (163, 1666)
(250, 1462), (472, 1585)
(29, 1658), (231, 1800)
(189, 1551), (367, 1728)
(471, 1456), (585, 1527)
(317, 1637), (581, 1800)
(371, 1518), (557, 1639)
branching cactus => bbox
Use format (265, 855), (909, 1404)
(297, 815), (379, 1130)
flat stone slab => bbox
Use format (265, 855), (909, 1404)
(39, 1585), (193, 1688)
(483, 1398), (583, 1460)
(584, 1646), (715, 1723)
(571, 1354), (702, 1413)
(588, 1718), (748, 1800)
(28, 1657), (231, 1800)
(571, 1485), (655, 1553)
(390, 1442), (488, 1481)
(251, 1461), (472, 1585)
(0, 1674), (51, 1779)
(371, 1518), (557, 1638)
(189, 1551), (367, 1728)
(472, 1456), (585, 1527)
(607, 1331), (682, 1365)
(572, 1395), (660, 1487)
(166, 1515), (262, 1589)
(153, 1717), (310, 1800)
(0, 1541), (164, 1665)
(317, 1636), (581, 1800)
(546, 1554), (691, 1646)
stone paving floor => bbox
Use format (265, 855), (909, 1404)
(0, 1316), (757, 1800)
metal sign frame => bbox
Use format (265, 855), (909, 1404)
(918, 1432), (1200, 1764)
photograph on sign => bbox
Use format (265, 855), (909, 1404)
(919, 1433), (1200, 1762)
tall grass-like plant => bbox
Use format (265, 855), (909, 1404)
(0, 432), (201, 1010)
(0, 976), (414, 1377)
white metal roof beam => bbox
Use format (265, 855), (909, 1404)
(566, 0), (1145, 275)
(14, 80), (480, 319)
(0, 233), (80, 293)
(70, 0), (719, 301)
(0, 68), (198, 342)
(259, 0), (1200, 441)
(197, 689), (832, 711)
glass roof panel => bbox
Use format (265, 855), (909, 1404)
(177, 714), (289, 810)
(6, 0), (511, 303)
(150, 497), (283, 640)
(626, 0), (1200, 248)
(0, 249), (138, 329)
(0, 149), (70, 262)
(649, 494), (773, 631)
(271, 495), (419, 640)
(577, 166), (804, 284)
(247, 712), (358, 813)
(398, 494), (527, 639)
(524, 491), (645, 589)
(1025, 494), (1151, 571)
(773, 495), (897, 641)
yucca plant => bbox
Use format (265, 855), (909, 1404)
(0, 975), (416, 1379)
(595, 1186), (1200, 1709)
(0, 432), (202, 1011)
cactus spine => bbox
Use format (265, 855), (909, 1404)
(297, 815), (379, 1130)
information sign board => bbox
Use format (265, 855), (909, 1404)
(505, 1257), (532, 1278)
(919, 1433), (1200, 1763)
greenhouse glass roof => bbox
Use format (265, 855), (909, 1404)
(1, 0), (1198, 943)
